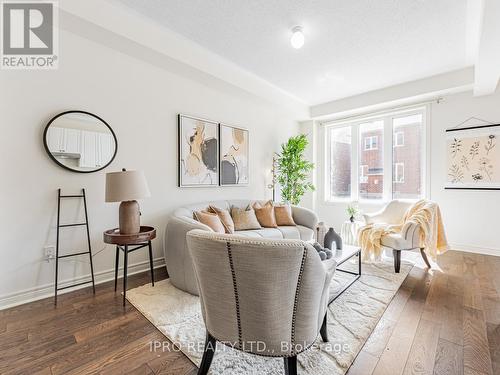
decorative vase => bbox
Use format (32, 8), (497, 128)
(316, 221), (328, 247)
(324, 227), (342, 250)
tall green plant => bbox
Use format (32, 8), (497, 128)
(276, 134), (315, 205)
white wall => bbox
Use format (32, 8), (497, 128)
(0, 29), (298, 308)
(310, 90), (500, 256)
(430, 91), (500, 254)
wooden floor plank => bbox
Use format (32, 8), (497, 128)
(463, 254), (483, 311)
(476, 260), (500, 326)
(391, 297), (425, 340)
(65, 331), (161, 375)
(402, 319), (441, 375)
(124, 363), (154, 375)
(147, 353), (197, 375)
(438, 290), (464, 346)
(346, 350), (379, 375)
(433, 338), (463, 375)
(463, 307), (494, 375)
(372, 333), (415, 375)
(371, 268), (430, 375)
(486, 322), (500, 375)
(73, 310), (142, 343)
(362, 317), (398, 358)
(464, 365), (490, 375)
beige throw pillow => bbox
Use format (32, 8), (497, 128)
(274, 204), (296, 226)
(231, 206), (262, 231)
(252, 201), (278, 228)
(193, 210), (225, 233)
(208, 205), (235, 234)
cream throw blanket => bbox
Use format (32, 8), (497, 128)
(358, 200), (449, 262)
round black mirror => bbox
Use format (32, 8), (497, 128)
(43, 110), (117, 173)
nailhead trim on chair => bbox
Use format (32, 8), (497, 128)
(211, 330), (317, 358)
(226, 241), (243, 350)
(290, 245), (308, 356)
(190, 230), (305, 248)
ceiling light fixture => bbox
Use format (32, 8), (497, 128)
(290, 26), (304, 49)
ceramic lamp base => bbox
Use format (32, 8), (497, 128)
(119, 200), (140, 234)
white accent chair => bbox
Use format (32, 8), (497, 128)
(362, 200), (431, 273)
(186, 230), (336, 375)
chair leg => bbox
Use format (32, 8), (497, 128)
(393, 249), (401, 273)
(198, 332), (216, 375)
(148, 241), (155, 286)
(420, 248), (431, 269)
(320, 312), (328, 342)
(284, 356), (297, 375)
(123, 245), (128, 307)
(114, 246), (119, 292)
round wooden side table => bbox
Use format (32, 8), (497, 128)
(104, 226), (156, 306)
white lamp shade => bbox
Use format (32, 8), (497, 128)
(105, 170), (151, 202)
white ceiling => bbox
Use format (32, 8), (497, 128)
(117, 0), (470, 105)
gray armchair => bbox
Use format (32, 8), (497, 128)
(186, 229), (336, 375)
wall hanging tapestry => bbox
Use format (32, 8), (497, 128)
(446, 118), (500, 190)
(178, 114), (219, 187)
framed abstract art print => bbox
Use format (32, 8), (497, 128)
(178, 114), (219, 187)
(219, 123), (249, 186)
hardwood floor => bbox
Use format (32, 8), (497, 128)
(0, 268), (196, 375)
(1, 250), (499, 375)
(348, 250), (499, 375)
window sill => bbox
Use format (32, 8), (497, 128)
(322, 198), (389, 206)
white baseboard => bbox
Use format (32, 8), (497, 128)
(449, 243), (500, 257)
(0, 257), (166, 311)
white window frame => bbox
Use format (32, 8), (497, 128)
(393, 162), (405, 183)
(323, 105), (428, 203)
(364, 136), (378, 150)
(393, 131), (404, 147)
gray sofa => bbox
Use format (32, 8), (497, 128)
(164, 200), (318, 296)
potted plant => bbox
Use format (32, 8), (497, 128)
(276, 134), (315, 205)
(346, 204), (359, 222)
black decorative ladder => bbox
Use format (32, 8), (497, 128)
(54, 188), (96, 305)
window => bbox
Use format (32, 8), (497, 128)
(328, 126), (351, 199)
(325, 107), (425, 202)
(359, 165), (368, 183)
(364, 136), (378, 150)
(394, 163), (404, 183)
(359, 121), (384, 199)
(394, 131), (404, 147)
(392, 113), (423, 199)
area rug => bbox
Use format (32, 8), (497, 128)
(126, 256), (414, 375)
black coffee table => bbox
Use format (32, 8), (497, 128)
(328, 245), (362, 305)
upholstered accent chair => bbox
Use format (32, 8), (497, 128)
(363, 200), (431, 273)
(186, 230), (336, 375)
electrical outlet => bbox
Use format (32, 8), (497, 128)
(44, 246), (56, 261)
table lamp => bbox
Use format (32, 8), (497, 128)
(105, 169), (151, 234)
